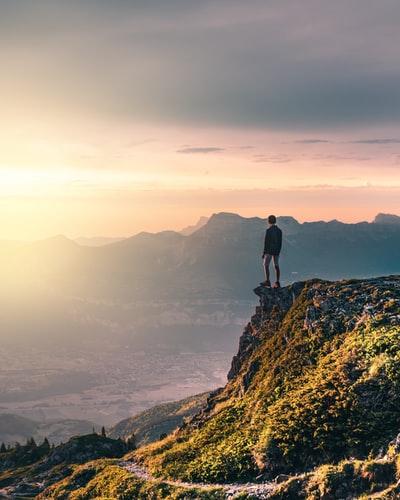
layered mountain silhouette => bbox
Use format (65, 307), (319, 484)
(2, 212), (400, 301)
(1, 211), (399, 350)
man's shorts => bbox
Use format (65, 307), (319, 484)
(264, 254), (280, 268)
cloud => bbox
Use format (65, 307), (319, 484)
(350, 139), (400, 144)
(177, 147), (224, 154)
(1, 1), (400, 132)
(296, 139), (331, 144)
(253, 154), (292, 163)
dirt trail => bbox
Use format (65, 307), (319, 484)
(120, 460), (279, 499)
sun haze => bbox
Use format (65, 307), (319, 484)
(1, 1), (400, 240)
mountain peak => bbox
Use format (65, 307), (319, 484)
(179, 216), (209, 235)
(208, 212), (249, 224)
(373, 213), (400, 224)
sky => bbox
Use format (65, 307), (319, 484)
(1, 0), (400, 240)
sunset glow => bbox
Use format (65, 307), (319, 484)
(1, 2), (400, 240)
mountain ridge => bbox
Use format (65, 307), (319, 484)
(2, 211), (400, 246)
(373, 212), (400, 224)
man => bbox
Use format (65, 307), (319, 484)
(260, 214), (282, 288)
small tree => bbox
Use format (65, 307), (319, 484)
(125, 434), (136, 450)
(27, 437), (37, 449)
(40, 438), (51, 453)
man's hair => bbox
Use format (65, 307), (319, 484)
(268, 215), (277, 224)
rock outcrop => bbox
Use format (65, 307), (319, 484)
(228, 281), (306, 381)
(228, 276), (400, 386)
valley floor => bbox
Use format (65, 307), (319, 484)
(0, 344), (232, 429)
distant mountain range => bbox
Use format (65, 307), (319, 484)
(2, 211), (399, 298)
(1, 211), (399, 344)
(74, 215), (209, 245)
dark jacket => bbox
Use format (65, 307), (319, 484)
(263, 225), (282, 256)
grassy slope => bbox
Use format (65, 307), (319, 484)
(108, 392), (211, 446)
(136, 278), (400, 484)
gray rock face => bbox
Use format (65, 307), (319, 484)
(228, 281), (307, 381)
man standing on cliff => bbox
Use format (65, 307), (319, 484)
(260, 215), (282, 288)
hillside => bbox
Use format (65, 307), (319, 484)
(108, 392), (210, 447)
(132, 276), (400, 493)
(0, 433), (135, 498)
(4, 275), (399, 498)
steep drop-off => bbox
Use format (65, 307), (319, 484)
(137, 276), (400, 483)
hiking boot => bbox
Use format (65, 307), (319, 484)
(272, 281), (281, 288)
(260, 280), (271, 287)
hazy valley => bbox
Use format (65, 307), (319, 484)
(0, 343), (230, 429)
(2, 274), (400, 499)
